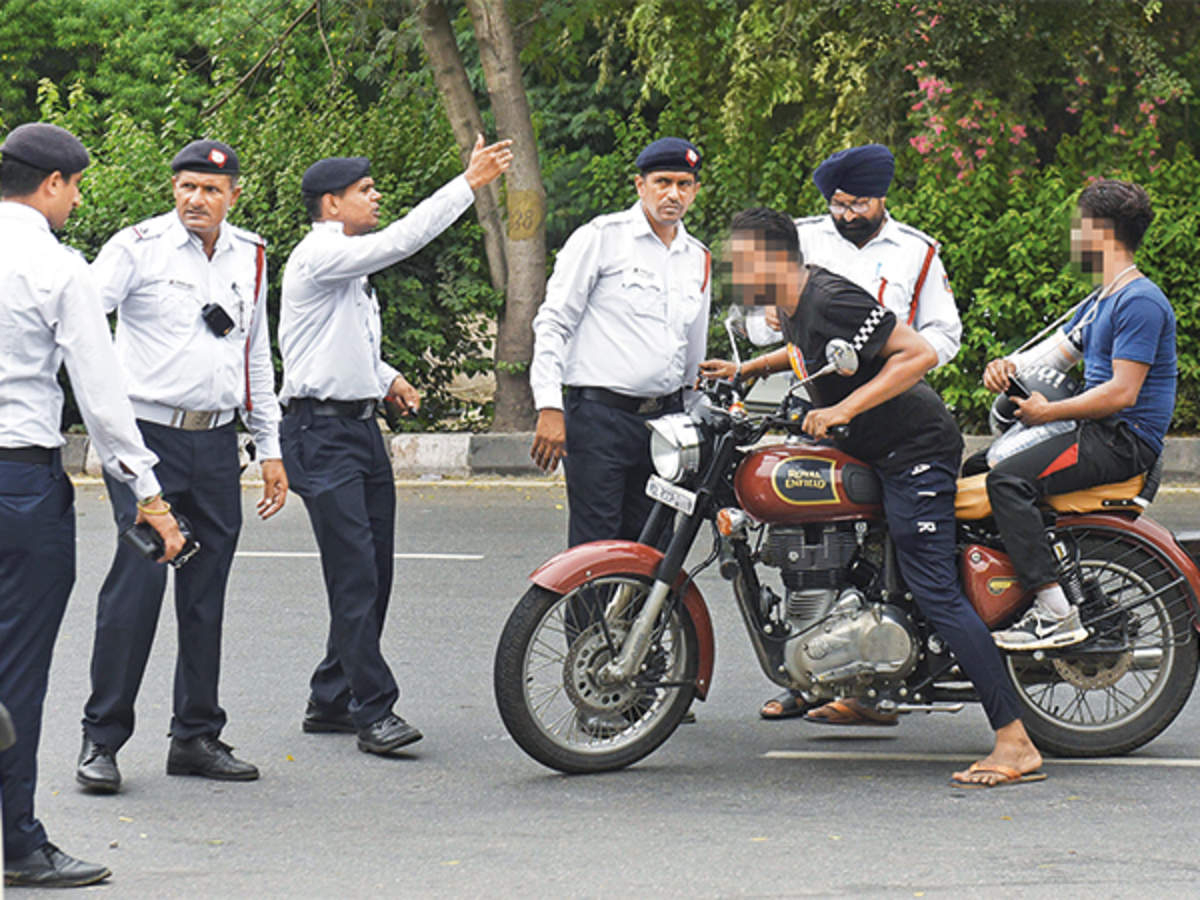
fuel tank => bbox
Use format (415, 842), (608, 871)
(734, 443), (883, 525)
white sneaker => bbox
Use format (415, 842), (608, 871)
(993, 606), (1088, 651)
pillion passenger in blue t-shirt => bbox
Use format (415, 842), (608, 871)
(1064, 276), (1177, 455)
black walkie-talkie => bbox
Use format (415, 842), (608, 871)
(121, 512), (200, 568)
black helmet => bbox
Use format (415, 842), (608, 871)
(989, 365), (1080, 435)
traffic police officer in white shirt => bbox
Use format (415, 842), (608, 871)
(76, 140), (285, 793)
(529, 137), (711, 548)
(747, 143), (960, 367)
(756, 143), (963, 724)
(279, 136), (512, 756)
(0, 122), (183, 889)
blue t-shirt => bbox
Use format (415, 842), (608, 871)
(1063, 277), (1176, 455)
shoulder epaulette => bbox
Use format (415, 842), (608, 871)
(229, 223), (266, 247)
(893, 220), (939, 249)
(128, 213), (172, 241)
(794, 215), (825, 227)
(591, 209), (631, 230)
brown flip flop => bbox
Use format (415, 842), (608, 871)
(804, 698), (899, 727)
(951, 761), (1048, 788)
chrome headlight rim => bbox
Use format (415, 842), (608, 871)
(647, 413), (703, 483)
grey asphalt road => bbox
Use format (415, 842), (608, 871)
(27, 482), (1200, 898)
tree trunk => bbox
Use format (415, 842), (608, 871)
(415, 0), (507, 294)
(464, 0), (544, 432)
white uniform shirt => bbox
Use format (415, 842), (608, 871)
(794, 213), (961, 366)
(92, 212), (282, 458)
(530, 201), (711, 410)
(0, 201), (161, 499)
(279, 175), (475, 404)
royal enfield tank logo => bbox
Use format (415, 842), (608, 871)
(771, 456), (839, 506)
(987, 577), (1020, 596)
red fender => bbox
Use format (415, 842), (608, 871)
(530, 540), (715, 699)
(1060, 513), (1200, 631)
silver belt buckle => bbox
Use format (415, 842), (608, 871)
(636, 397), (661, 415)
(179, 410), (216, 430)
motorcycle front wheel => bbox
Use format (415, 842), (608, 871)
(1006, 525), (1199, 757)
(494, 575), (699, 774)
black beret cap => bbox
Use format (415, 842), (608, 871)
(636, 137), (702, 175)
(812, 143), (895, 201)
(0, 122), (90, 175)
(171, 140), (239, 175)
(301, 157), (371, 195)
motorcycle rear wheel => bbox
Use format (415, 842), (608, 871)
(494, 576), (699, 774)
(1005, 526), (1199, 757)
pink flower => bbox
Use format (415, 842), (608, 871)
(1075, 75), (1087, 86)
(1139, 101), (1154, 114)
(912, 100), (925, 111)
(1011, 124), (1027, 139)
(957, 170), (969, 180)
(905, 63), (915, 72)
(931, 121), (946, 135)
(1148, 114), (1158, 127)
(1066, 106), (1078, 114)
(910, 135), (933, 154)
(975, 148), (987, 159)
(951, 148), (964, 162)
(985, 136), (994, 145)
(1112, 124), (1127, 135)
(929, 14), (942, 26)
(917, 60), (928, 69)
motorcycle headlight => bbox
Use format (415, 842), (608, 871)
(647, 413), (703, 483)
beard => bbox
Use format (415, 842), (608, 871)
(833, 212), (884, 245)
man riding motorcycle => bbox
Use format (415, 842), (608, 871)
(699, 206), (1045, 787)
(985, 179), (1176, 651)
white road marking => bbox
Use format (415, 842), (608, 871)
(764, 749), (1200, 768)
(236, 551), (483, 561)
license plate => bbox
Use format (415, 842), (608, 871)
(646, 475), (697, 516)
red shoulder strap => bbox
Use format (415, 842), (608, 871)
(908, 243), (937, 326)
(243, 243), (266, 412)
(701, 248), (712, 293)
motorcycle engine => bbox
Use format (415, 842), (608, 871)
(760, 522), (919, 689)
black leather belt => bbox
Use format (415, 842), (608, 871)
(286, 398), (376, 420)
(0, 446), (54, 465)
(570, 387), (682, 416)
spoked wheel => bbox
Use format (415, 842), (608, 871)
(1006, 526), (1199, 757)
(494, 576), (699, 773)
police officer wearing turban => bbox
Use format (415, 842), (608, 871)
(754, 143), (963, 724)
(279, 134), (512, 755)
(75, 139), (285, 793)
(529, 137), (711, 548)
(1, 123), (184, 887)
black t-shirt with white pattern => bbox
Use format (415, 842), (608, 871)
(781, 266), (962, 474)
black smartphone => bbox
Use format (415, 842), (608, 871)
(1005, 373), (1030, 400)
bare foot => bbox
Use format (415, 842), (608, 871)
(952, 720), (1043, 786)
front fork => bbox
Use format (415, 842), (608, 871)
(597, 434), (737, 684)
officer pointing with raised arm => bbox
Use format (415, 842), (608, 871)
(1, 122), (183, 889)
(279, 135), (512, 756)
(75, 140), (285, 794)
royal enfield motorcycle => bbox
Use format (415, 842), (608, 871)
(493, 338), (1200, 774)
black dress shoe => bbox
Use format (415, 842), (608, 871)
(76, 734), (121, 793)
(302, 700), (356, 734)
(4, 842), (111, 887)
(166, 734), (259, 781)
(357, 713), (422, 755)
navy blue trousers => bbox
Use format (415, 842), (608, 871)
(281, 410), (399, 728)
(562, 392), (679, 548)
(82, 421), (241, 750)
(879, 451), (1025, 731)
(0, 453), (75, 858)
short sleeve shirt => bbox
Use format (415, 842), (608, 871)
(782, 266), (962, 473)
(1064, 277), (1176, 455)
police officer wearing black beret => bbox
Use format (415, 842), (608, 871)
(530, 137), (711, 547)
(279, 135), (512, 755)
(1, 122), (184, 888)
(74, 138), (285, 794)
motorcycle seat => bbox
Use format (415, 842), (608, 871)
(954, 471), (1147, 521)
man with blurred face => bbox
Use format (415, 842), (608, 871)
(279, 134), (512, 755)
(529, 137), (711, 549)
(1, 122), (183, 887)
(984, 179), (1174, 653)
(754, 143), (963, 723)
(76, 139), (285, 794)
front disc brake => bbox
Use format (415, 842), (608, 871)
(562, 623), (638, 715)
